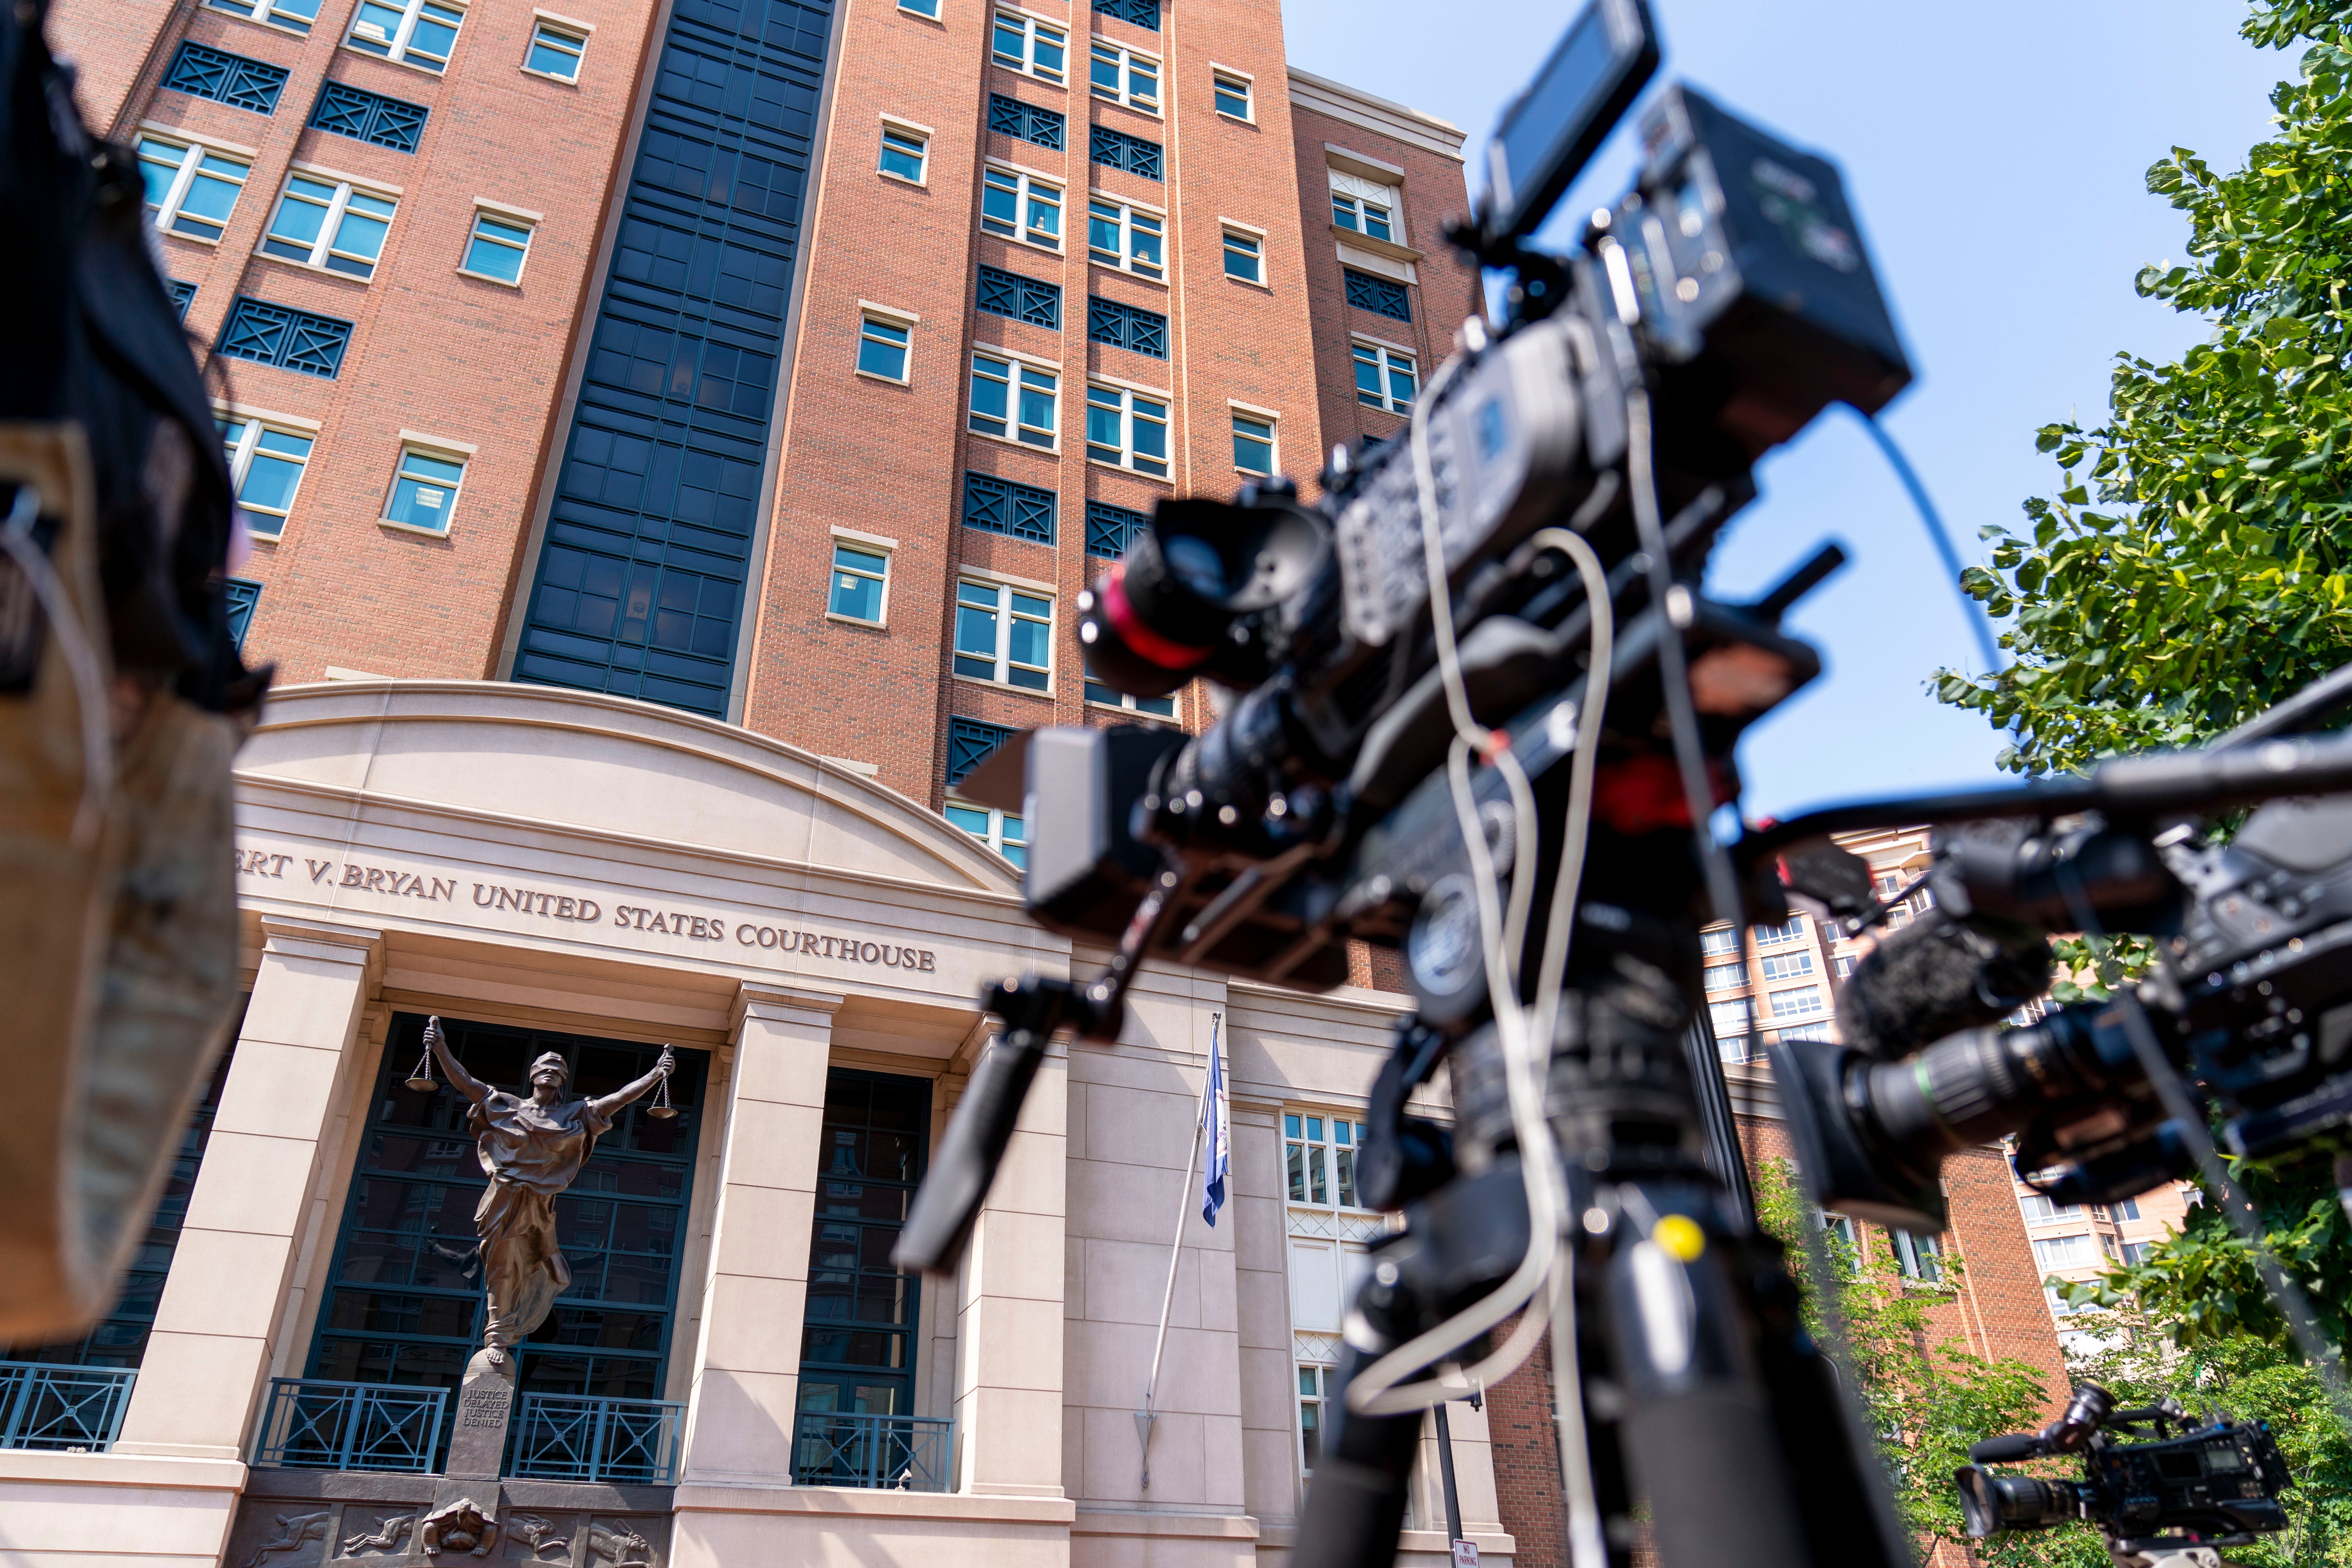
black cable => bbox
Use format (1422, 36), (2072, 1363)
(1856, 411), (2003, 672)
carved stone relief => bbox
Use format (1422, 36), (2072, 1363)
(337, 1514), (416, 1557)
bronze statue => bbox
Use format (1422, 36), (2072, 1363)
(422, 1018), (675, 1365)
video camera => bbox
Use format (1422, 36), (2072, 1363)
(1954, 1383), (2291, 1567)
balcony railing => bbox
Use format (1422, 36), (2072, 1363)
(510, 1394), (683, 1485)
(0, 1362), (136, 1452)
(252, 1378), (448, 1472)
(793, 1410), (954, 1491)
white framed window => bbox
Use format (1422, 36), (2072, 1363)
(217, 414), (316, 541)
(900, 0), (939, 15)
(857, 308), (913, 382)
(524, 14), (588, 79)
(1286, 1113), (1370, 1211)
(991, 9), (1065, 82)
(206, 0), (324, 34)
(1817, 1211), (1865, 1272)
(383, 442), (469, 534)
(828, 539), (890, 623)
(2032, 1233), (2096, 1270)
(260, 172), (396, 278)
(347, 0), (464, 70)
(1085, 383), (1168, 476)
(2120, 1239), (2154, 1265)
(1891, 1230), (1942, 1283)
(1087, 198), (1163, 279)
(1297, 1364), (1329, 1475)
(2110, 1197), (2141, 1221)
(2018, 1193), (2082, 1224)
(1088, 39), (1159, 112)
(968, 353), (1058, 448)
(946, 800), (1026, 866)
(1222, 225), (1262, 284)
(460, 205), (535, 284)
(1758, 951), (1814, 983)
(136, 134), (250, 243)
(953, 578), (1053, 691)
(1752, 915), (1807, 946)
(1834, 954), (1856, 979)
(1231, 407), (1276, 475)
(1698, 925), (1740, 957)
(1701, 961), (1746, 994)
(1329, 169), (1398, 242)
(1085, 657), (1175, 717)
(981, 164), (1063, 249)
(1212, 67), (1251, 120)
(1768, 985), (1825, 1020)
(879, 120), (929, 184)
(1708, 996), (1752, 1046)
(1351, 340), (1416, 413)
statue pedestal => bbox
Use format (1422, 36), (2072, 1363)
(446, 1349), (518, 1479)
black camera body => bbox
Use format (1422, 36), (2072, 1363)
(1956, 1385), (2291, 1559)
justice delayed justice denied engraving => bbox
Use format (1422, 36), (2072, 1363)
(233, 846), (943, 976)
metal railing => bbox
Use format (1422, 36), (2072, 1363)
(509, 1394), (683, 1485)
(251, 1378), (448, 1472)
(0, 1362), (136, 1452)
(792, 1410), (954, 1491)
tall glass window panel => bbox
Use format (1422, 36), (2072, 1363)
(991, 10), (1065, 81)
(953, 580), (1051, 690)
(879, 125), (927, 182)
(1222, 229), (1260, 283)
(347, 0), (464, 69)
(1232, 411), (1274, 475)
(1086, 199), (1161, 278)
(387, 448), (467, 531)
(1298, 1364), (1327, 1471)
(1283, 1114), (1369, 1209)
(797, 1070), (930, 1436)
(981, 166), (1060, 248)
(945, 802), (1026, 866)
(220, 418), (315, 539)
(1351, 341), (1415, 413)
(137, 138), (249, 242)
(1084, 655), (1174, 716)
(828, 545), (887, 622)
(968, 356), (1056, 446)
(856, 316), (909, 380)
(207, 0), (326, 31)
(462, 212), (533, 283)
(262, 175), (396, 278)
(525, 19), (584, 79)
(1213, 71), (1250, 119)
(1088, 40), (1158, 111)
(1085, 384), (1167, 476)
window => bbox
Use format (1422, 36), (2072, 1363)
(828, 543), (888, 622)
(137, 136), (250, 242)
(216, 297), (354, 377)
(225, 580), (262, 649)
(1891, 1230), (1941, 1283)
(1768, 985), (1825, 1020)
(1093, 0), (1156, 28)
(169, 280), (198, 318)
(161, 43), (288, 114)
(1085, 658), (1175, 716)
(1758, 951), (1815, 983)
(945, 801), (1027, 867)
(525, 17), (586, 79)
(1753, 916), (1807, 945)
(347, 0), (464, 70)
(208, 0), (324, 33)
(856, 314), (910, 381)
(981, 165), (1062, 248)
(968, 354), (1057, 447)
(953, 579), (1052, 690)
(1213, 69), (1251, 120)
(384, 445), (468, 532)
(1342, 267), (1410, 322)
(460, 210), (533, 283)
(1331, 192), (1392, 242)
(1351, 341), (1416, 413)
(1089, 40), (1158, 111)
(2105, 1197), (2139, 1221)
(992, 10), (1065, 81)
(1286, 1114), (1369, 1210)
(1297, 1364), (1328, 1472)
(1087, 297), (1166, 358)
(1702, 961), (1747, 993)
(1090, 125), (1162, 180)
(963, 471), (1057, 543)
(1222, 227), (1261, 283)
(219, 417), (315, 539)
(1834, 954), (1856, 979)
(879, 123), (927, 182)
(2120, 1240), (2154, 1266)
(977, 264), (1061, 328)
(900, 0), (938, 15)
(1084, 498), (1145, 558)
(2031, 1233), (2097, 1270)
(1085, 384), (1168, 475)
(1231, 409), (1274, 475)
(988, 93), (1065, 150)
(1087, 199), (1163, 278)
(1776, 1021), (1833, 1042)
(261, 174), (395, 277)
(2018, 1193), (2082, 1224)
(946, 716), (1016, 786)
(1699, 925), (1740, 957)
(308, 81), (429, 151)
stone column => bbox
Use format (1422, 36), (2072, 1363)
(676, 983), (842, 1485)
(116, 917), (382, 1460)
(950, 1037), (1066, 1498)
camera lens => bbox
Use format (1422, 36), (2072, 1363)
(1860, 1008), (2111, 1166)
(1954, 1467), (2079, 1537)
(1077, 496), (1326, 699)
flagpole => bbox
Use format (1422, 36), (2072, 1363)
(1137, 1011), (1220, 1490)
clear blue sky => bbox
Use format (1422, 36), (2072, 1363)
(1283, 0), (2295, 818)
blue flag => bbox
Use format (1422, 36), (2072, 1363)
(1201, 1018), (1228, 1227)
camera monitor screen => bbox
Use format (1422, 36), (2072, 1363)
(1485, 0), (1659, 242)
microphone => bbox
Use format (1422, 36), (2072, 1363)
(1836, 907), (2051, 1060)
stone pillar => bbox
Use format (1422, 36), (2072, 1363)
(116, 917), (382, 1460)
(950, 1037), (1067, 1498)
(676, 983), (842, 1485)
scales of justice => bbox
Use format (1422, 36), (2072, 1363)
(404, 1018), (677, 1477)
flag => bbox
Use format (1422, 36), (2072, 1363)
(1201, 1017), (1229, 1227)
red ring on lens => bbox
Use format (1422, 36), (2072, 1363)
(1100, 564), (1212, 671)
